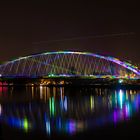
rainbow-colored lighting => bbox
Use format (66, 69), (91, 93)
(1, 87), (140, 136)
(0, 51), (139, 79)
(1, 117), (32, 132)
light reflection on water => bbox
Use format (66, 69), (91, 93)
(0, 86), (140, 136)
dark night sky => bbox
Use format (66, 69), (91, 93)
(0, 1), (140, 65)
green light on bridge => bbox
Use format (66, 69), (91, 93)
(48, 74), (55, 77)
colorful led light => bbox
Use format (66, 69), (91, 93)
(23, 118), (29, 131)
(0, 51), (140, 78)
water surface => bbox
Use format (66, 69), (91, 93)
(0, 86), (140, 139)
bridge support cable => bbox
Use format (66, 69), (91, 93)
(0, 51), (140, 79)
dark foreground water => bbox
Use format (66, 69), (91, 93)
(0, 86), (140, 139)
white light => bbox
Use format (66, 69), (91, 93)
(119, 79), (123, 84)
(0, 74), (2, 77)
(46, 121), (51, 135)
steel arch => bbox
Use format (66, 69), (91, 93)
(0, 51), (140, 79)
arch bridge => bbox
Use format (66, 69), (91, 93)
(0, 51), (140, 79)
